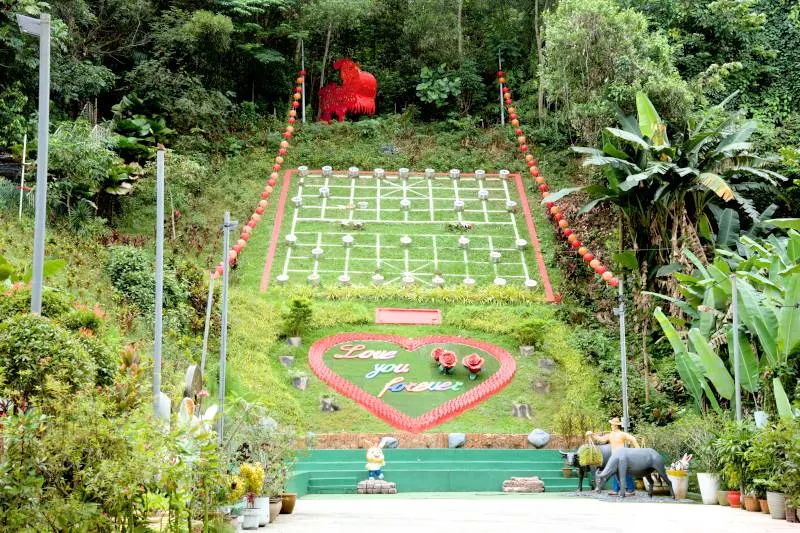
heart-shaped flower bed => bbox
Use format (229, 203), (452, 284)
(308, 333), (516, 432)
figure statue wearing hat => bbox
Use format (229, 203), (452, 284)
(586, 417), (639, 495)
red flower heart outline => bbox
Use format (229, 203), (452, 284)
(308, 334), (516, 432)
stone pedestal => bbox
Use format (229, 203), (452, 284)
(357, 479), (397, 494)
(502, 476), (544, 493)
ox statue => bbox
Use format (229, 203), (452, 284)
(559, 444), (612, 492)
(594, 448), (675, 499)
(319, 59), (377, 123)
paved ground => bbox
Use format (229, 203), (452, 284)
(265, 494), (796, 533)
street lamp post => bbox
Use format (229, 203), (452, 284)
(17, 13), (51, 315)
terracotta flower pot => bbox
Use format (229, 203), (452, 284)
(562, 467), (573, 478)
(269, 496), (282, 523)
(727, 490), (741, 508)
(718, 490), (730, 506)
(744, 495), (760, 512)
(759, 499), (769, 513)
(281, 493), (297, 514)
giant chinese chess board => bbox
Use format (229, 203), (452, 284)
(260, 167), (553, 299)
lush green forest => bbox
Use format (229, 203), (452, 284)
(1, 0), (800, 530)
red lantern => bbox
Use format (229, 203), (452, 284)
(286, 126), (295, 133)
(279, 148), (287, 155)
(517, 136), (526, 144)
(550, 206), (560, 215)
(508, 107), (516, 114)
(256, 207), (265, 215)
(511, 119), (520, 127)
(259, 199), (268, 209)
(241, 233), (250, 242)
(535, 176), (545, 184)
(275, 156), (284, 165)
(242, 225), (252, 234)
(296, 77), (304, 84)
(602, 271), (614, 282)
(228, 250), (238, 261)
(571, 240), (582, 249)
(578, 246), (588, 256)
(233, 244), (243, 253)
(251, 213), (262, 222)
(280, 140), (289, 148)
(497, 71), (504, 77)
(295, 86), (302, 93)
(515, 128), (523, 136)
(288, 117), (296, 124)
(510, 113), (518, 120)
(609, 277), (619, 287)
(300, 69), (306, 76)
(527, 160), (535, 167)
(283, 132), (292, 139)
(545, 201), (554, 208)
(567, 234), (578, 243)
(289, 110), (297, 118)
(498, 77), (505, 84)
(261, 191), (269, 199)
(215, 265), (224, 276)
(268, 179), (277, 187)
(273, 164), (281, 172)
(292, 101), (300, 108)
(248, 220), (256, 228)
(521, 145), (529, 152)
(596, 266), (607, 275)
(557, 217), (567, 226)
(503, 86), (510, 94)
(525, 154), (534, 162)
(293, 93), (301, 101)
(538, 184), (548, 192)
(542, 191), (550, 198)
(589, 259), (600, 269)
(563, 228), (573, 237)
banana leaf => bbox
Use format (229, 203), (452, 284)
(735, 278), (779, 368)
(689, 329), (734, 400)
(726, 327), (760, 393)
(774, 378), (796, 420)
(778, 274), (800, 362)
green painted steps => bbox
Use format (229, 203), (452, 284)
(288, 449), (583, 496)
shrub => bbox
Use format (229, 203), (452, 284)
(76, 334), (117, 387)
(105, 245), (187, 312)
(280, 296), (313, 338)
(0, 287), (72, 322)
(0, 314), (95, 403)
(512, 317), (548, 349)
(62, 308), (104, 334)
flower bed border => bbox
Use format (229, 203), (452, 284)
(308, 333), (516, 433)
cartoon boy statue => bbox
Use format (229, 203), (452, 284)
(586, 417), (639, 495)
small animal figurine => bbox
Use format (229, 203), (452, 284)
(365, 441), (386, 480)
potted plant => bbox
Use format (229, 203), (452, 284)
(746, 423), (788, 516)
(780, 420), (800, 523)
(280, 296), (313, 346)
(238, 462), (265, 530)
(715, 421), (754, 509)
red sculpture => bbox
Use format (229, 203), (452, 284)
(319, 58), (377, 123)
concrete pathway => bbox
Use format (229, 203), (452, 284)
(265, 494), (796, 533)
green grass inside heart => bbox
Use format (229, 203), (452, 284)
(323, 340), (500, 417)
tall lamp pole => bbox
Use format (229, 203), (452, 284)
(614, 278), (630, 432)
(217, 212), (238, 444)
(17, 13), (51, 314)
(153, 148), (166, 416)
(498, 51), (505, 126)
(731, 274), (742, 422)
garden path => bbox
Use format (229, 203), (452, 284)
(265, 494), (794, 533)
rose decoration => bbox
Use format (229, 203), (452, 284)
(462, 353), (485, 380)
(432, 347), (445, 363)
(438, 351), (457, 374)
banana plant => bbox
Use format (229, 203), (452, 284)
(547, 91), (786, 288)
(651, 225), (800, 414)
(0, 254), (66, 288)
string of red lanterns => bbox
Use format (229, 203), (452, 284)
(497, 72), (619, 288)
(211, 70), (306, 280)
